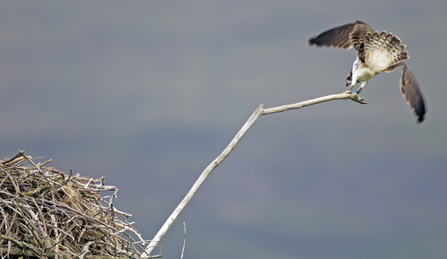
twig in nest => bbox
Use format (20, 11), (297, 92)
(1, 151), (25, 166)
(78, 240), (94, 259)
(0, 235), (40, 256)
(25, 185), (51, 197)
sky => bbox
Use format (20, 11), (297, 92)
(1, 1), (447, 259)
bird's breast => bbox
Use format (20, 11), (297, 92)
(365, 46), (392, 73)
(354, 63), (376, 82)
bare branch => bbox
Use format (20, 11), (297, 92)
(180, 222), (186, 259)
(262, 92), (366, 115)
(141, 92), (366, 258)
(142, 104), (264, 258)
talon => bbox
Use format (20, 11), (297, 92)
(343, 90), (351, 94)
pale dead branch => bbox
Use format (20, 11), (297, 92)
(142, 91), (366, 258)
(180, 222), (186, 259)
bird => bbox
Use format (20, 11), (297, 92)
(308, 20), (426, 123)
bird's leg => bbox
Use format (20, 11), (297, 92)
(354, 80), (368, 95)
(344, 81), (357, 94)
(346, 71), (353, 87)
(344, 71), (354, 94)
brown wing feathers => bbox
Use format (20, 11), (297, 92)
(308, 22), (355, 49)
(308, 21), (373, 50)
(308, 21), (427, 123)
(400, 64), (426, 123)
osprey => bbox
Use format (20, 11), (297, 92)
(308, 21), (426, 123)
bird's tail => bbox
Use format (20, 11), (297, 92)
(364, 31), (408, 71)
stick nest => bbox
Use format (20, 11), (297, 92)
(0, 151), (153, 259)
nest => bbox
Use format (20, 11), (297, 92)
(0, 151), (156, 259)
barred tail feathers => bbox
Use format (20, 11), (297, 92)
(363, 31), (409, 73)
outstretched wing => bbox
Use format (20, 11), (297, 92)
(308, 21), (374, 52)
(400, 64), (426, 123)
